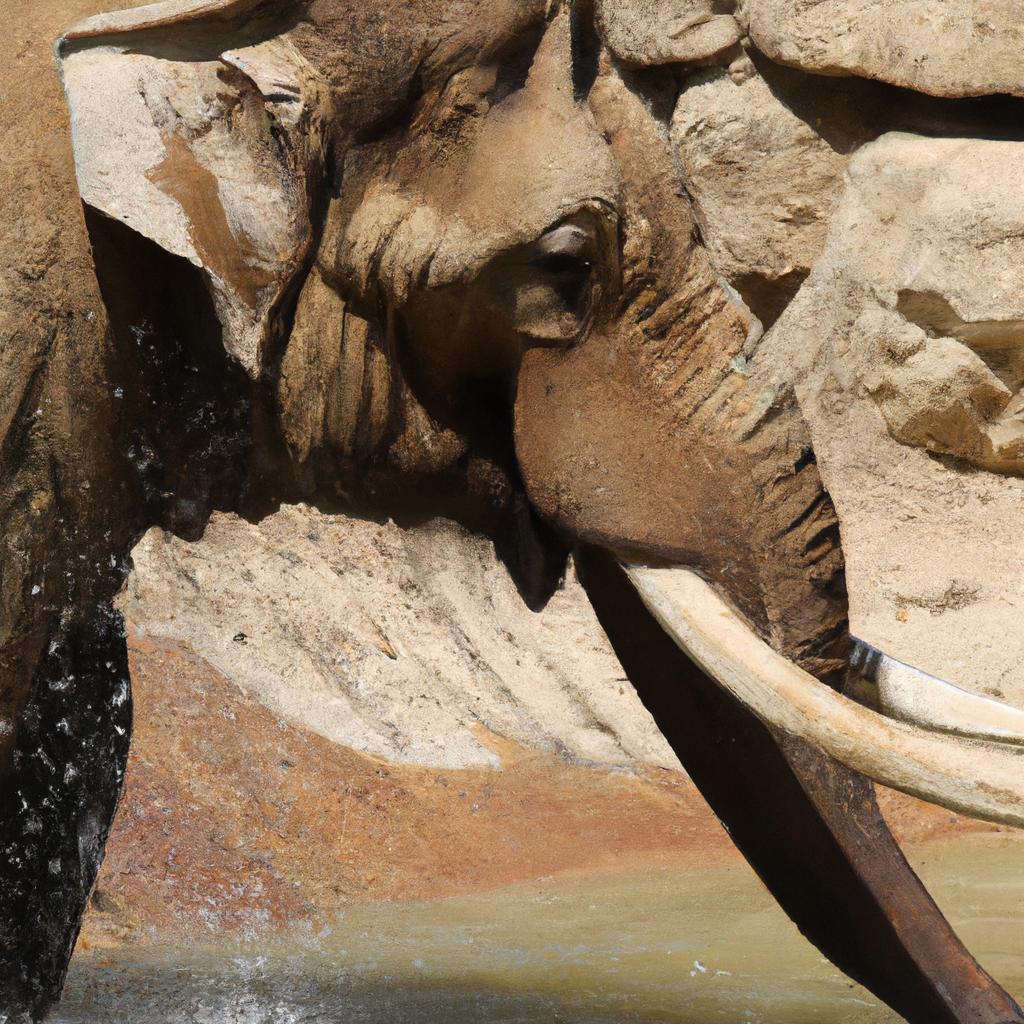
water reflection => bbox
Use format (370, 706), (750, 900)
(56, 838), (1023, 1024)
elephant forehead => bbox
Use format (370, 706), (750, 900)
(424, 22), (619, 232)
(420, 100), (619, 285)
(339, 8), (621, 296)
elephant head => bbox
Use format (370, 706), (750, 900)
(21, 1), (1020, 1021)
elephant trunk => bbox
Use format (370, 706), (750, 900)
(515, 324), (848, 680)
(515, 62), (847, 682)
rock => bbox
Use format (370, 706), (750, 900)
(77, 503), (712, 944)
(86, 501), (1001, 950)
(79, 626), (714, 945)
(670, 54), (1024, 329)
(671, 57), (848, 326)
(596, 0), (743, 66)
(119, 505), (679, 771)
(59, 25), (327, 376)
(742, 0), (1024, 98)
(763, 132), (1024, 704)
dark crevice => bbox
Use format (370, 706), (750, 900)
(791, 444), (818, 476)
(486, 18), (548, 105)
(569, 0), (600, 101)
(773, 488), (828, 540)
(749, 46), (1024, 156)
(0, 612), (131, 1021)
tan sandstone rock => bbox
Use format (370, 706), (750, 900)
(741, 0), (1024, 98)
(764, 132), (1024, 705)
(60, 29), (327, 376)
(596, 0), (743, 66)
(118, 505), (679, 771)
(671, 57), (847, 325)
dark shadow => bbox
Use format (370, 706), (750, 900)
(749, 47), (1024, 156)
(0, 611), (131, 1020)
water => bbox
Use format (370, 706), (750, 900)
(55, 837), (1024, 1023)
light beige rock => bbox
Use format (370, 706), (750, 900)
(59, 29), (326, 375)
(597, 0), (742, 66)
(671, 58), (847, 325)
(763, 132), (1024, 708)
(118, 505), (680, 772)
(741, 0), (1024, 98)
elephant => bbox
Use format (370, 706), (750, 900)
(0, 0), (1020, 1019)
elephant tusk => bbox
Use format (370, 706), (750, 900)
(849, 637), (1024, 747)
(623, 564), (1024, 828)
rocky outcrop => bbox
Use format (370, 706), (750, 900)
(596, 0), (742, 66)
(80, 505), (709, 946)
(119, 507), (677, 770)
(741, 0), (1024, 98)
(765, 132), (1024, 707)
(671, 56), (847, 326)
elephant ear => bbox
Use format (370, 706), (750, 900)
(58, 0), (325, 377)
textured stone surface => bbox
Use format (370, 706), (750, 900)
(671, 56), (847, 326)
(596, 0), (742, 66)
(120, 506), (678, 771)
(83, 511), (1007, 949)
(742, 0), (1024, 98)
(79, 630), (710, 947)
(60, 33), (325, 376)
(764, 133), (1024, 705)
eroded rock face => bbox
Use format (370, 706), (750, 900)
(120, 506), (678, 771)
(596, 0), (742, 66)
(741, 0), (1024, 98)
(765, 132), (1024, 703)
(788, 133), (1024, 475)
(79, 504), (701, 946)
(61, 33), (326, 376)
(671, 56), (847, 326)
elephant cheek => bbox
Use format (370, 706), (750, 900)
(513, 324), (848, 682)
(513, 336), (764, 619)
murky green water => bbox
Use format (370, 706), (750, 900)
(56, 837), (1023, 1023)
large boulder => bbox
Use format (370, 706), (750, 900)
(741, 0), (1024, 98)
(765, 132), (1024, 703)
(671, 57), (848, 326)
(119, 505), (677, 770)
(596, 0), (743, 66)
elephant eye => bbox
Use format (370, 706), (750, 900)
(533, 250), (593, 309)
(507, 219), (603, 346)
(535, 251), (591, 275)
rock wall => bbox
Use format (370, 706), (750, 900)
(120, 507), (676, 771)
(83, 506), (1006, 951)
